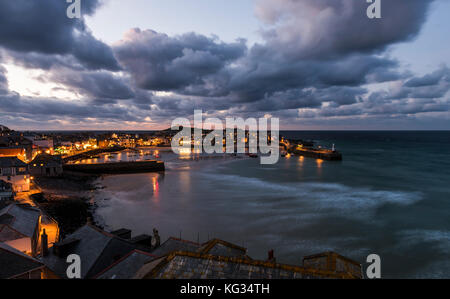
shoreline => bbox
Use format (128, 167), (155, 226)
(33, 172), (103, 237)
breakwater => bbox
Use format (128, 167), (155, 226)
(291, 148), (342, 161)
(63, 160), (165, 174)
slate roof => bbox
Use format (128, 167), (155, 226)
(197, 239), (248, 258)
(150, 237), (201, 257)
(95, 250), (157, 279)
(0, 204), (40, 241)
(41, 224), (151, 279)
(30, 154), (63, 167)
(0, 242), (43, 279)
(0, 156), (28, 168)
(134, 251), (359, 279)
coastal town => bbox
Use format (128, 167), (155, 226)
(0, 124), (358, 279)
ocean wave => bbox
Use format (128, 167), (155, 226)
(202, 172), (423, 220)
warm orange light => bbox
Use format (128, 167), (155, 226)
(316, 159), (323, 167)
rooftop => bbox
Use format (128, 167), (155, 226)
(0, 242), (43, 279)
(42, 224), (152, 279)
(134, 251), (360, 279)
(30, 154), (63, 166)
(95, 250), (157, 279)
(0, 156), (28, 168)
(0, 204), (41, 240)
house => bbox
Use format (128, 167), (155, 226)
(29, 153), (63, 177)
(0, 156), (31, 192)
(32, 138), (54, 154)
(302, 251), (363, 279)
(0, 242), (46, 279)
(41, 224), (153, 279)
(134, 238), (362, 279)
(95, 250), (157, 279)
(94, 235), (362, 279)
(149, 237), (202, 257)
(0, 135), (33, 161)
(0, 204), (41, 256)
(0, 180), (14, 202)
(0, 125), (12, 137)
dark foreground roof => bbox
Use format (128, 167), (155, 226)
(0, 242), (43, 279)
(197, 239), (248, 258)
(42, 224), (151, 279)
(134, 251), (359, 279)
(150, 237), (201, 257)
(0, 204), (41, 241)
(95, 250), (157, 279)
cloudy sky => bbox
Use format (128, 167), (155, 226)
(0, 0), (449, 130)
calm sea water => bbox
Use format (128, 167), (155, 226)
(92, 131), (450, 278)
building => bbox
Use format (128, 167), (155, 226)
(95, 250), (157, 279)
(0, 135), (33, 161)
(0, 125), (12, 137)
(134, 239), (362, 279)
(0, 204), (41, 256)
(96, 236), (362, 279)
(33, 138), (54, 154)
(302, 251), (363, 279)
(29, 154), (63, 177)
(41, 224), (153, 279)
(0, 242), (46, 279)
(149, 237), (202, 257)
(0, 157), (30, 192)
(38, 223), (362, 280)
(0, 180), (14, 202)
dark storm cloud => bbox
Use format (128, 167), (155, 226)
(0, 0), (120, 71)
(0, 90), (144, 124)
(255, 0), (435, 59)
(225, 53), (401, 104)
(0, 65), (7, 90)
(114, 29), (246, 92)
(5, 50), (84, 71)
(49, 70), (135, 101)
(404, 66), (450, 87)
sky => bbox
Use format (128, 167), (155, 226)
(0, 0), (449, 130)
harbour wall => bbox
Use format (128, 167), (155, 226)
(291, 149), (343, 161)
(63, 160), (165, 174)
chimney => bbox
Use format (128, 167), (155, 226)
(111, 228), (132, 239)
(130, 234), (152, 248)
(267, 249), (276, 263)
(153, 228), (161, 248)
(41, 229), (49, 257)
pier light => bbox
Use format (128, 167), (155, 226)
(316, 159), (324, 167)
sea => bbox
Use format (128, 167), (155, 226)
(89, 131), (450, 278)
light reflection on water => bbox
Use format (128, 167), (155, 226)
(91, 132), (450, 278)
